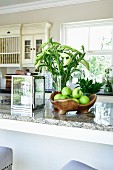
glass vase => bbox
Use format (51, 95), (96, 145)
(52, 75), (67, 92)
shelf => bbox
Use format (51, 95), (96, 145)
(0, 52), (20, 54)
(0, 36), (20, 65)
(0, 64), (20, 67)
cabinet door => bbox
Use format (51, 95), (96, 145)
(22, 36), (34, 64)
(33, 35), (45, 63)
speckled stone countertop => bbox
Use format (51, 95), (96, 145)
(0, 100), (113, 132)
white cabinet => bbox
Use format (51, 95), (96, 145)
(0, 24), (22, 36)
(22, 22), (52, 67)
(22, 34), (44, 67)
(0, 22), (52, 68)
(0, 24), (22, 67)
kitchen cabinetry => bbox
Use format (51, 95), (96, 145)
(0, 24), (22, 67)
(0, 22), (52, 68)
(22, 22), (52, 67)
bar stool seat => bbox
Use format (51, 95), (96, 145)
(61, 160), (97, 170)
(0, 146), (13, 170)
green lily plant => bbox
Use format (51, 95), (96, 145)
(34, 38), (89, 90)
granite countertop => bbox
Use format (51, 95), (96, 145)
(0, 100), (113, 132)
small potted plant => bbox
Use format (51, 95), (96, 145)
(35, 38), (89, 91)
(104, 67), (112, 92)
(76, 77), (105, 96)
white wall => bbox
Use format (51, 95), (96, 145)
(0, 129), (113, 170)
(0, 0), (113, 42)
(0, 0), (113, 75)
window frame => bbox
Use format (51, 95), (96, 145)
(60, 18), (113, 78)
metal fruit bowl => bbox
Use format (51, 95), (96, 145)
(50, 92), (97, 115)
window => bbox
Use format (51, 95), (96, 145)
(60, 19), (113, 83)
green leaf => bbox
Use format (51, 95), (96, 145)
(35, 52), (44, 61)
(59, 52), (69, 58)
(81, 45), (85, 52)
(80, 59), (89, 70)
(35, 60), (41, 69)
(40, 41), (49, 48)
(63, 58), (72, 66)
(76, 77), (105, 94)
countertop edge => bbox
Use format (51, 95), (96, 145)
(0, 118), (113, 146)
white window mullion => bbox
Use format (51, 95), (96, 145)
(88, 27), (90, 51)
(87, 50), (112, 56)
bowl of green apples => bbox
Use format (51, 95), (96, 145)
(50, 86), (97, 115)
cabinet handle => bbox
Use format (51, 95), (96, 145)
(33, 48), (35, 50)
(7, 31), (10, 34)
(30, 48), (32, 50)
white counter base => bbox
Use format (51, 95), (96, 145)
(0, 119), (113, 170)
(0, 118), (113, 146)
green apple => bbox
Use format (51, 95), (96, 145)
(72, 98), (79, 103)
(54, 94), (62, 100)
(61, 86), (72, 96)
(60, 95), (69, 99)
(79, 95), (90, 105)
(72, 88), (82, 99)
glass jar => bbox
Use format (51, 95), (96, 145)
(52, 75), (67, 92)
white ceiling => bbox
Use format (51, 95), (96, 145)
(0, 0), (36, 7)
(0, 0), (103, 14)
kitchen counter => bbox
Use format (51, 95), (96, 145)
(0, 99), (113, 145)
(0, 100), (113, 130)
(0, 100), (113, 170)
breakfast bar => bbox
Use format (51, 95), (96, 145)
(0, 99), (113, 170)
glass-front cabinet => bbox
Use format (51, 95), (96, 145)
(35, 39), (42, 56)
(24, 39), (32, 60)
(22, 22), (52, 67)
(22, 35), (43, 66)
(22, 36), (33, 63)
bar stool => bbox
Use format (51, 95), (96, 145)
(61, 160), (97, 170)
(0, 146), (13, 170)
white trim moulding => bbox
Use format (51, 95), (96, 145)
(0, 0), (102, 15)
